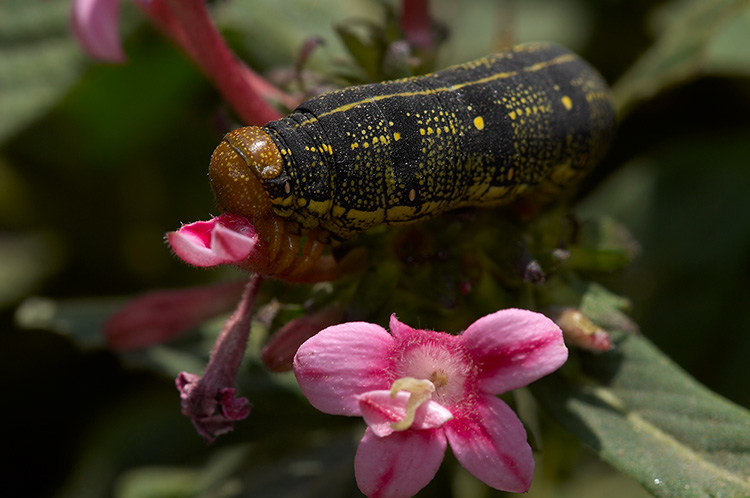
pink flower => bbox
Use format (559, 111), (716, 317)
(166, 213), (262, 269)
(293, 309), (568, 497)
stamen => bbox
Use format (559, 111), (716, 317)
(390, 377), (435, 431)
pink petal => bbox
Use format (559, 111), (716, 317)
(358, 390), (453, 437)
(445, 395), (533, 493)
(167, 214), (258, 267)
(387, 313), (416, 340)
(71, 0), (126, 62)
(355, 428), (447, 498)
(461, 308), (568, 394)
(293, 322), (394, 416)
(104, 280), (246, 350)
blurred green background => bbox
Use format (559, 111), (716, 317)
(1, 0), (749, 497)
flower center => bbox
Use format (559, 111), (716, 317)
(396, 338), (473, 407)
(389, 377), (435, 431)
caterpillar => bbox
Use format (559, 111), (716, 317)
(209, 42), (616, 279)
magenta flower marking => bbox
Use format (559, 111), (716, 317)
(166, 213), (260, 268)
(293, 309), (568, 497)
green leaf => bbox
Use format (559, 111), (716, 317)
(567, 216), (641, 272)
(613, 0), (750, 117)
(532, 330), (750, 497)
(0, 232), (63, 309)
(0, 0), (86, 142)
(703, 6), (750, 75)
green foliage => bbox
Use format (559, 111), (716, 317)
(532, 330), (750, 497)
(2, 0), (750, 497)
(0, 0), (86, 142)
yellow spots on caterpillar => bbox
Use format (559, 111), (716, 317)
(509, 110), (517, 120)
(473, 116), (485, 130)
(351, 142), (359, 149)
(420, 128), (426, 135)
(561, 95), (573, 110)
(393, 132), (401, 141)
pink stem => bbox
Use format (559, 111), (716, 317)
(143, 0), (295, 125)
(202, 273), (263, 389)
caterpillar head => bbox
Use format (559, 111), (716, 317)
(209, 126), (283, 224)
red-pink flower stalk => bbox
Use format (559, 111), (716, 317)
(145, 0), (291, 124)
(70, 0), (294, 125)
(176, 274), (263, 441)
(293, 310), (568, 497)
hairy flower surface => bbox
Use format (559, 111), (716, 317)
(293, 310), (568, 497)
(167, 213), (260, 268)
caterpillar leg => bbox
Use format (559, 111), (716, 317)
(284, 236), (326, 277)
(259, 222), (337, 281)
(269, 231), (299, 274)
(265, 217), (285, 262)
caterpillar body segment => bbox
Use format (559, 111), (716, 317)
(209, 42), (616, 279)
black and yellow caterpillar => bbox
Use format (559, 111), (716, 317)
(209, 42), (615, 279)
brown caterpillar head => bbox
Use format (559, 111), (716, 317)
(209, 126), (283, 223)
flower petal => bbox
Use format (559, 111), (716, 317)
(355, 427), (447, 498)
(461, 308), (567, 394)
(293, 322), (394, 416)
(167, 214), (258, 267)
(359, 390), (453, 437)
(445, 395), (533, 493)
(71, 0), (126, 62)
(388, 313), (416, 340)
(104, 280), (246, 350)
